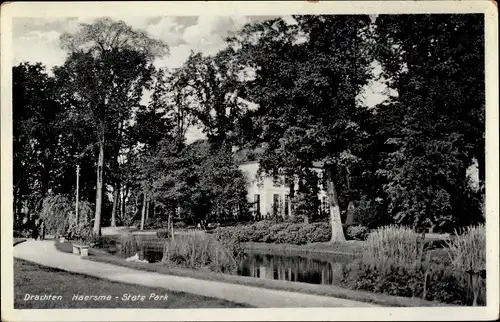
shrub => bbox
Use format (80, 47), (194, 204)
(346, 225), (370, 241)
(156, 229), (172, 239)
(39, 194), (93, 237)
(307, 222), (331, 243)
(340, 224), (486, 305)
(39, 195), (73, 237)
(67, 221), (94, 244)
(174, 221), (187, 229)
(341, 260), (470, 304)
(14, 229), (31, 238)
(212, 221), (331, 245)
(162, 234), (238, 273)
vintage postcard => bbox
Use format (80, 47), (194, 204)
(1, 1), (498, 321)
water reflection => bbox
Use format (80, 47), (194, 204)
(133, 246), (348, 286)
(238, 252), (346, 285)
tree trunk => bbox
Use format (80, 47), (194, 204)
(116, 192), (121, 223)
(325, 166), (346, 242)
(168, 211), (173, 240)
(13, 190), (18, 220)
(93, 137), (105, 236)
(140, 193), (147, 230)
(41, 155), (50, 199)
(121, 184), (128, 222)
(111, 181), (119, 227)
(344, 170), (355, 225)
(288, 176), (295, 219)
(145, 199), (150, 221)
(345, 201), (355, 226)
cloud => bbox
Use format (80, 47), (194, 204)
(20, 30), (60, 42)
(146, 16), (184, 46)
(154, 43), (192, 69)
(182, 16), (250, 56)
(14, 28), (67, 73)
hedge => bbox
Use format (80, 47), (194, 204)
(213, 221), (332, 245)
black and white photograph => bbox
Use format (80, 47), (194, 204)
(1, 1), (498, 321)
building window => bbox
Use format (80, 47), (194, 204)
(272, 194), (281, 216)
(284, 194), (290, 217)
(254, 194), (260, 219)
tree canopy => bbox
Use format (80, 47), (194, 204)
(13, 15), (485, 237)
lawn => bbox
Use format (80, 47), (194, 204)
(54, 240), (447, 307)
(14, 258), (250, 309)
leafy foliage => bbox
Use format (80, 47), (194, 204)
(345, 225), (370, 241)
(341, 260), (481, 305)
(39, 194), (94, 237)
(373, 14), (485, 230)
(13, 15), (485, 242)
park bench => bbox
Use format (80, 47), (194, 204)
(72, 244), (89, 257)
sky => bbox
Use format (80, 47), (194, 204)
(12, 15), (391, 142)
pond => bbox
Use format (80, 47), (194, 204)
(140, 247), (350, 286)
(237, 251), (350, 285)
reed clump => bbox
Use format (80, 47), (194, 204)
(162, 234), (238, 274)
(362, 225), (425, 269)
(445, 224), (486, 273)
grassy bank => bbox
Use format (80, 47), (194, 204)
(54, 241), (449, 307)
(14, 258), (249, 309)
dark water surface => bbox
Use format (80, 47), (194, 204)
(237, 252), (349, 285)
(138, 245), (350, 286)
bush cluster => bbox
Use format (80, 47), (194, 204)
(345, 225), (370, 241)
(156, 229), (172, 239)
(341, 225), (486, 305)
(341, 261), (475, 304)
(67, 222), (94, 244)
(213, 221), (331, 245)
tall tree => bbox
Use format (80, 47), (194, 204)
(374, 14), (485, 231)
(229, 15), (374, 241)
(13, 63), (69, 219)
(173, 49), (246, 149)
(57, 18), (167, 234)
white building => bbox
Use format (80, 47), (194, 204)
(238, 161), (329, 219)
